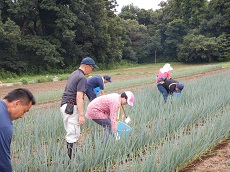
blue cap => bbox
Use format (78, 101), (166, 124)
(81, 57), (99, 69)
(104, 75), (112, 82)
(176, 83), (184, 93)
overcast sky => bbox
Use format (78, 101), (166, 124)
(115, 0), (166, 13)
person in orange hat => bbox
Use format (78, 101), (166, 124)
(85, 91), (134, 142)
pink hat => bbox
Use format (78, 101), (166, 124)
(125, 91), (135, 106)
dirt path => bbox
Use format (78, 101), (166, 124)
(1, 67), (230, 171)
(180, 138), (230, 172)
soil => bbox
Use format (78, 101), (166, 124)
(0, 66), (230, 171)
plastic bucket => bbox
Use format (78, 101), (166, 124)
(93, 87), (101, 97)
(117, 121), (132, 138)
(172, 93), (181, 98)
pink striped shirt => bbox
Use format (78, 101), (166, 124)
(85, 93), (120, 132)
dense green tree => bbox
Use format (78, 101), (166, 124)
(119, 19), (152, 63)
(0, 18), (25, 72)
(118, 4), (139, 20)
(163, 19), (187, 61)
(200, 0), (230, 37)
(0, 0), (11, 22)
(4, 0), (71, 70)
(0, 0), (122, 73)
(178, 33), (229, 62)
(175, 0), (207, 28)
(148, 2), (176, 61)
(71, 0), (122, 67)
(137, 9), (152, 26)
(102, 16), (124, 68)
(1, 0), (230, 75)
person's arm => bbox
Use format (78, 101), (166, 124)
(100, 90), (105, 95)
(76, 91), (85, 125)
(110, 112), (118, 133)
(99, 80), (104, 95)
(0, 128), (13, 172)
(167, 71), (171, 79)
(110, 102), (120, 133)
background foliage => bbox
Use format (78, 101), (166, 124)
(0, 0), (230, 76)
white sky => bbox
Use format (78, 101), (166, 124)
(115, 0), (166, 13)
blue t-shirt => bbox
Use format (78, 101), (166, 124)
(0, 100), (13, 172)
(86, 75), (104, 90)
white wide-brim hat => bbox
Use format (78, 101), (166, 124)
(162, 63), (173, 72)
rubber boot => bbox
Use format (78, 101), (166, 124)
(67, 142), (73, 159)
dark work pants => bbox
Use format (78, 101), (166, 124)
(157, 84), (168, 103)
(93, 118), (112, 143)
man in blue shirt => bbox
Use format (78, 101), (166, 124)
(86, 75), (112, 101)
(0, 88), (36, 172)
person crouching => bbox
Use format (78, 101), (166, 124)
(157, 77), (184, 103)
(85, 91), (134, 143)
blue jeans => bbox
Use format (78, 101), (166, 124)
(93, 118), (112, 143)
(157, 84), (168, 103)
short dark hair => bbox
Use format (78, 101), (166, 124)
(121, 92), (128, 100)
(4, 88), (36, 105)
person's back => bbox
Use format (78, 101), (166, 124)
(163, 78), (184, 95)
(61, 69), (86, 106)
(163, 78), (178, 94)
(156, 63), (173, 83)
(86, 93), (120, 116)
(86, 75), (111, 101)
(86, 75), (104, 90)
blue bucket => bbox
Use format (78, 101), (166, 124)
(117, 122), (132, 138)
(172, 93), (181, 98)
(93, 87), (101, 97)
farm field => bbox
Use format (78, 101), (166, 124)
(1, 63), (230, 171)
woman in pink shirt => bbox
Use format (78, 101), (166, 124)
(156, 63), (173, 102)
(85, 91), (134, 142)
(156, 63), (173, 83)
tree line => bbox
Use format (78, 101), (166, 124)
(0, 0), (229, 75)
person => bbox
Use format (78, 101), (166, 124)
(85, 75), (112, 101)
(156, 63), (173, 83)
(0, 88), (36, 172)
(85, 91), (134, 142)
(157, 77), (184, 102)
(60, 57), (99, 159)
(156, 63), (173, 102)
